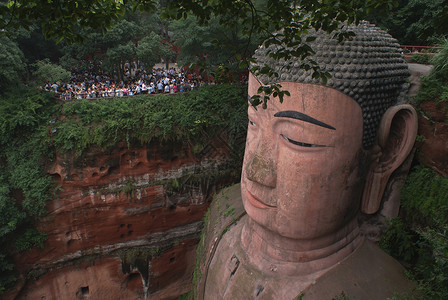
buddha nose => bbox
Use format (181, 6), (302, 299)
(245, 145), (277, 188)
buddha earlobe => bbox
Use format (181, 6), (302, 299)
(361, 104), (418, 214)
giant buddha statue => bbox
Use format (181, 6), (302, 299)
(195, 21), (418, 299)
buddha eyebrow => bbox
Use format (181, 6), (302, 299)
(274, 110), (336, 130)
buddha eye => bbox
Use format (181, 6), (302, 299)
(280, 134), (327, 148)
(249, 120), (257, 127)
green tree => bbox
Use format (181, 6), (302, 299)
(103, 42), (136, 81)
(170, 13), (262, 81)
(59, 31), (103, 70)
(136, 33), (161, 72)
(136, 31), (173, 71)
(102, 19), (141, 47)
(33, 59), (71, 85)
(15, 25), (63, 64)
(126, 9), (161, 34)
(367, 0), (448, 45)
(0, 0), (128, 42)
(0, 35), (26, 92)
(57, 15), (172, 80)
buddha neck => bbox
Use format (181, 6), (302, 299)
(240, 216), (363, 276)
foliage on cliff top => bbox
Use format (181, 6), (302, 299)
(53, 84), (248, 155)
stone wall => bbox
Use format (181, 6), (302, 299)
(7, 137), (241, 300)
(408, 63), (448, 176)
(417, 100), (448, 176)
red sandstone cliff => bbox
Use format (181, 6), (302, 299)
(417, 100), (448, 176)
(6, 137), (241, 300)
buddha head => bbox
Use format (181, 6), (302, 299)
(241, 21), (418, 241)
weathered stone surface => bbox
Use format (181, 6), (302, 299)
(15, 238), (197, 300)
(417, 100), (448, 176)
(8, 138), (240, 299)
(17, 257), (143, 300)
(406, 63), (448, 176)
(407, 63), (432, 98)
(197, 185), (417, 300)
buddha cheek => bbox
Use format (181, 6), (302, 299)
(275, 184), (323, 238)
(274, 170), (354, 239)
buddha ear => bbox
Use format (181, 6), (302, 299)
(361, 104), (418, 214)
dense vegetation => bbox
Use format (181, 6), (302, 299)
(55, 84), (247, 153)
(367, 0), (448, 45)
(381, 167), (448, 299)
(0, 84), (248, 293)
(415, 38), (448, 105)
(380, 39), (448, 299)
(0, 89), (57, 293)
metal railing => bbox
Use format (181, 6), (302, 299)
(400, 45), (441, 54)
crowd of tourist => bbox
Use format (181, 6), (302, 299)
(43, 65), (215, 100)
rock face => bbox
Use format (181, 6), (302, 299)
(8, 138), (241, 300)
(407, 63), (448, 176)
(417, 100), (448, 176)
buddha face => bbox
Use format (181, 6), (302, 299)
(241, 74), (369, 240)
